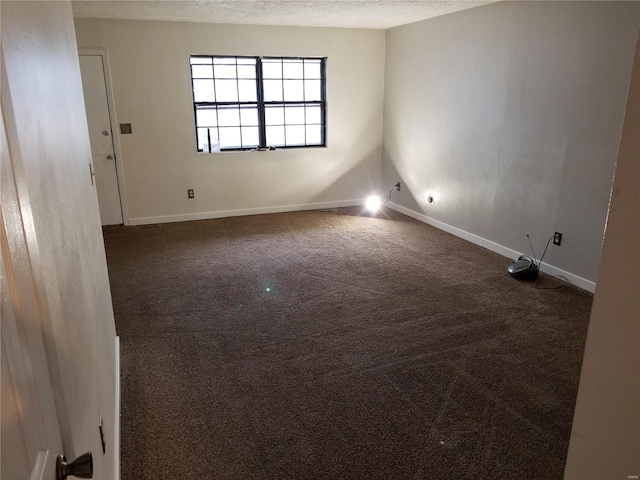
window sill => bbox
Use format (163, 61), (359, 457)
(197, 144), (327, 154)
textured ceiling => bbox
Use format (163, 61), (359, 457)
(71, 0), (497, 29)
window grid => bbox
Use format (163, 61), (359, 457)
(191, 55), (326, 152)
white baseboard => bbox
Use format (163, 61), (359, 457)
(114, 336), (121, 480)
(387, 202), (596, 293)
(129, 199), (361, 226)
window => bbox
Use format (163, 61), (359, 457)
(190, 56), (326, 152)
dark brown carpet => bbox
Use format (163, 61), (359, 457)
(103, 207), (592, 480)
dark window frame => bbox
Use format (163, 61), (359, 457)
(190, 55), (327, 152)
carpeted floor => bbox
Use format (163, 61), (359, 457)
(103, 207), (593, 480)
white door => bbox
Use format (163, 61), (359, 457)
(1, 110), (62, 480)
(79, 55), (124, 226)
(2, 2), (119, 479)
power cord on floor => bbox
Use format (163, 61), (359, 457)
(534, 272), (570, 289)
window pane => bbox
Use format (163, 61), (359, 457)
(241, 127), (259, 147)
(266, 125), (285, 146)
(192, 65), (213, 78)
(217, 107), (240, 127)
(215, 79), (238, 102)
(306, 105), (321, 124)
(283, 80), (304, 101)
(306, 125), (322, 145)
(191, 56), (212, 65)
(285, 125), (306, 146)
(238, 80), (257, 102)
(237, 57), (256, 65)
(265, 106), (284, 126)
(218, 127), (241, 149)
(304, 80), (322, 101)
(262, 60), (282, 79)
(193, 79), (215, 102)
(240, 107), (259, 126)
(263, 79), (283, 101)
(213, 57), (236, 65)
(304, 60), (321, 79)
(214, 64), (237, 79)
(237, 64), (256, 79)
(283, 61), (303, 79)
(196, 108), (217, 127)
(285, 106), (305, 125)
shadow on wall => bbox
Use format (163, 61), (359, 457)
(380, 125), (432, 215)
(292, 113), (384, 206)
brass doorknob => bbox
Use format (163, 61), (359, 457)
(56, 451), (93, 479)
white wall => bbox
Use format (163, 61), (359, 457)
(74, 19), (385, 224)
(382, 1), (640, 286)
(564, 29), (640, 479)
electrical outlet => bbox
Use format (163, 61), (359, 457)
(394, 182), (401, 191)
(553, 232), (562, 246)
(187, 189), (195, 199)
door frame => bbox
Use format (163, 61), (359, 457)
(79, 48), (129, 225)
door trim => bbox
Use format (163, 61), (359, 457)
(78, 48), (130, 225)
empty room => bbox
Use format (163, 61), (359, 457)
(1, 1), (638, 480)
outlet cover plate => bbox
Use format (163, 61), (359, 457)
(553, 232), (563, 246)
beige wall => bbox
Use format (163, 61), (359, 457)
(564, 30), (640, 479)
(382, 1), (640, 285)
(74, 19), (385, 224)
